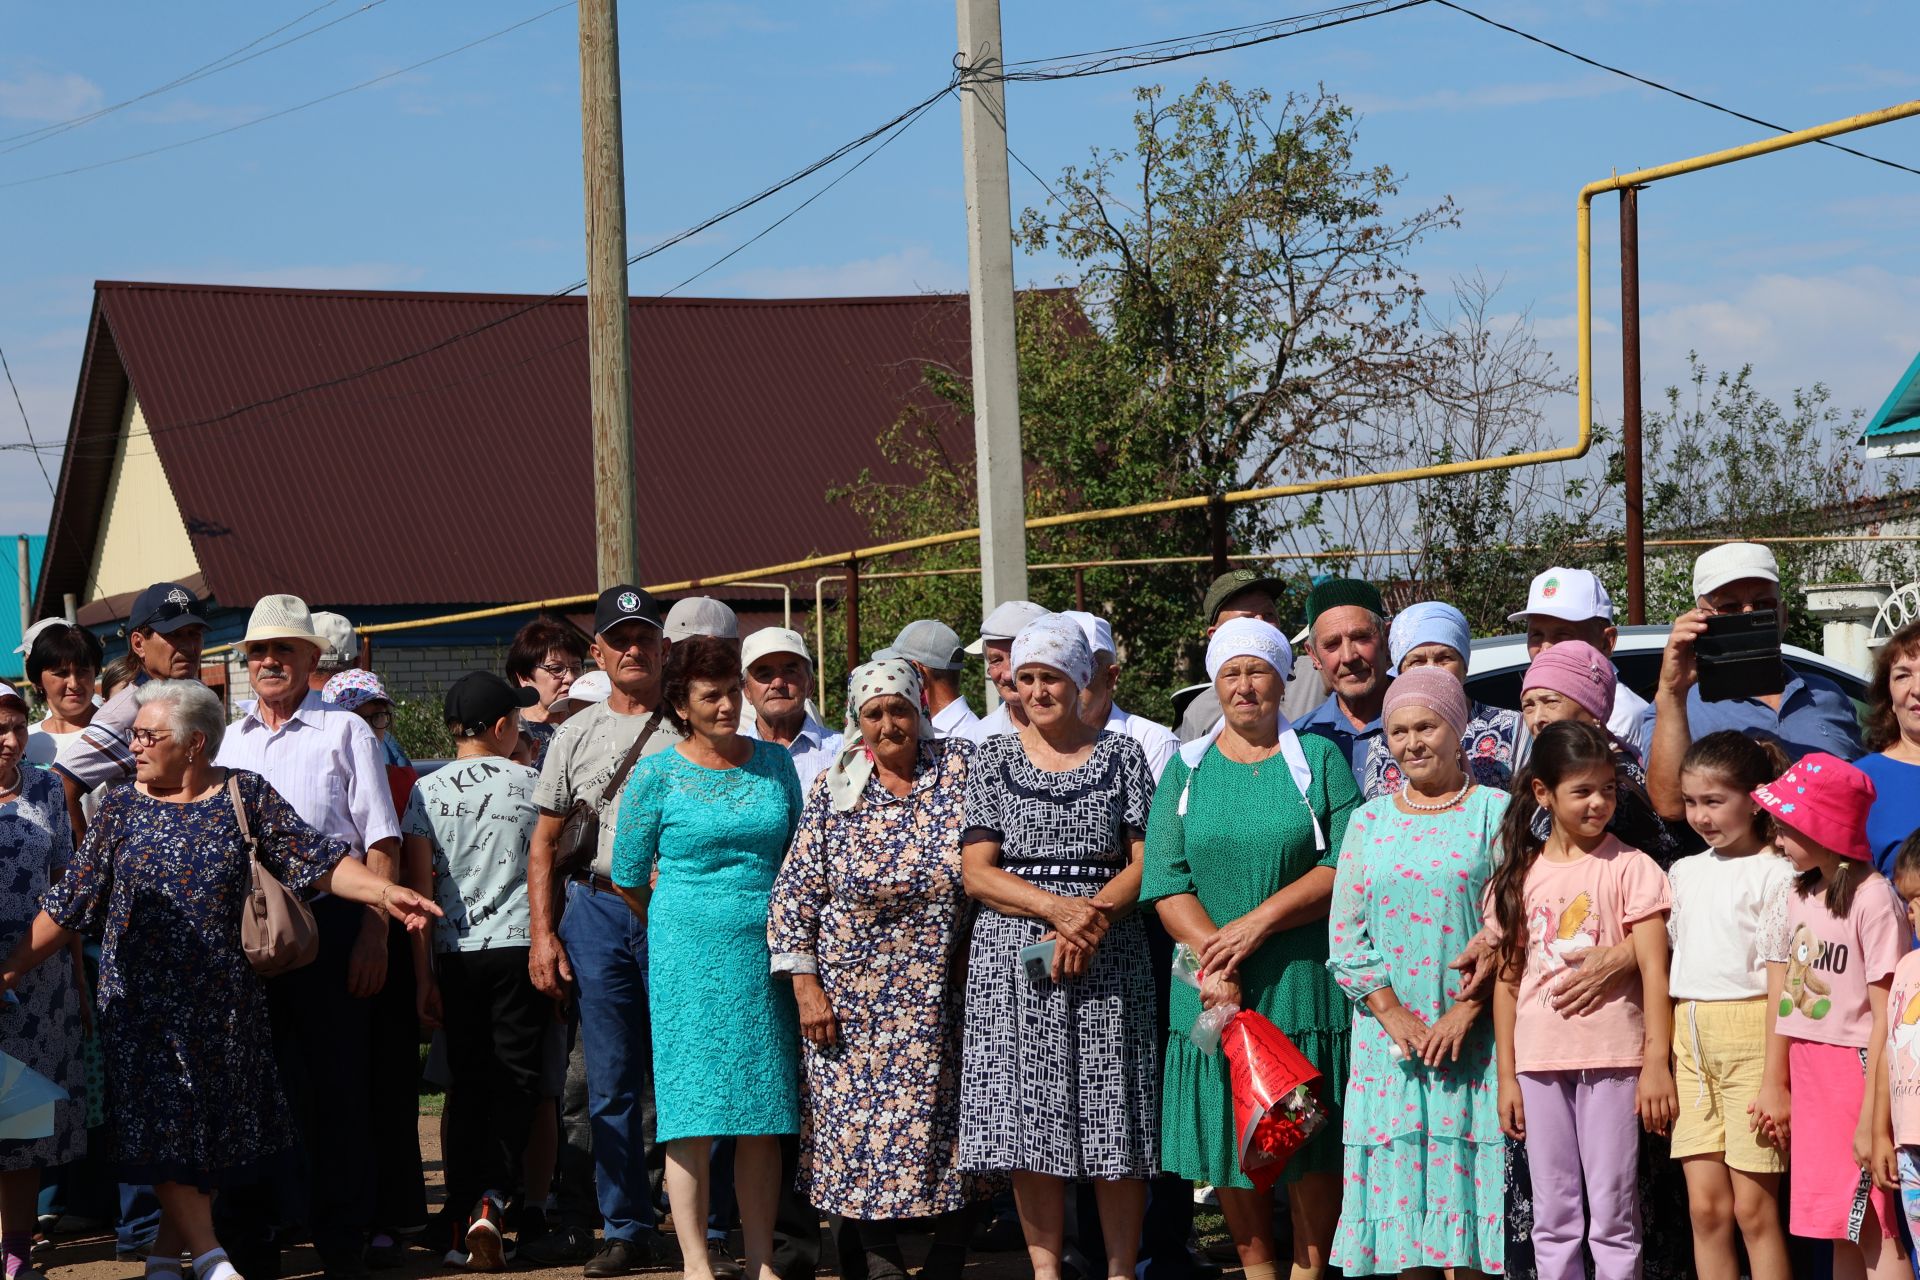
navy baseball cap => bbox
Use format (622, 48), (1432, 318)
(130, 582), (207, 634)
(593, 585), (663, 637)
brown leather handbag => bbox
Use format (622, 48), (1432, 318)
(230, 773), (320, 976)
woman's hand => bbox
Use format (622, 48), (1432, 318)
(1637, 1062), (1678, 1135)
(793, 975), (838, 1048)
(1550, 942), (1635, 1016)
(377, 883), (443, 933)
(1749, 1081), (1790, 1146)
(1416, 1001), (1482, 1067)
(1376, 1004), (1430, 1062)
(1199, 972), (1242, 1012)
(1197, 909), (1272, 981)
(1447, 934), (1496, 1002)
(1498, 1076), (1526, 1141)
(1047, 897), (1110, 950)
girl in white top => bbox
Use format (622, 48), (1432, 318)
(1666, 730), (1795, 1280)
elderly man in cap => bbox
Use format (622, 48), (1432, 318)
(1509, 566), (1651, 760)
(52, 580), (208, 840)
(967, 599), (1051, 737)
(212, 594), (411, 1280)
(528, 586), (683, 1277)
(1294, 577), (1392, 795)
(740, 627), (841, 795)
(1645, 541), (1863, 820)
(878, 619), (982, 742)
(1062, 609), (1178, 782)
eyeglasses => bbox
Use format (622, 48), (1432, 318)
(361, 708), (394, 727)
(536, 662), (584, 678)
(129, 728), (174, 747)
(1703, 596), (1781, 616)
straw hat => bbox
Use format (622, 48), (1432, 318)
(241, 594), (329, 649)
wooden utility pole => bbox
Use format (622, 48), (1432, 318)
(580, 0), (637, 587)
(957, 0), (1028, 627)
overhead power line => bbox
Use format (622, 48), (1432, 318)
(0, 0), (391, 157)
(0, 1), (572, 189)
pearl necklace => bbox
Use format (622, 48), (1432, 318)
(1398, 778), (1471, 812)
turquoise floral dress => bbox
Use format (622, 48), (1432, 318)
(1325, 786), (1508, 1276)
(612, 740), (803, 1141)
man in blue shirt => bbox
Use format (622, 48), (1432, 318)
(1296, 577), (1391, 796)
(1645, 541), (1864, 820)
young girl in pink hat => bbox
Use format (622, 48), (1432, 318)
(1750, 753), (1910, 1278)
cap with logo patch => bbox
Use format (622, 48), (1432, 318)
(130, 582), (208, 635)
(1506, 567), (1613, 626)
(594, 585), (664, 637)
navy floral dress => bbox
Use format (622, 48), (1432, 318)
(40, 769), (348, 1188)
(767, 738), (986, 1220)
(0, 766), (86, 1171)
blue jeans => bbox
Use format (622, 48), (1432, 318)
(559, 881), (657, 1241)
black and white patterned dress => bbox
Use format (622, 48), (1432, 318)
(957, 731), (1158, 1179)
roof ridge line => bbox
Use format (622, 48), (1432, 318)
(93, 279), (1003, 308)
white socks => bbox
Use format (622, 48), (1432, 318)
(193, 1249), (240, 1280)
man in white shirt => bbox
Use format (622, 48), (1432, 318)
(740, 627), (842, 795)
(213, 595), (407, 1280)
(965, 600), (1051, 738)
(1062, 609), (1179, 782)
(1509, 567), (1651, 760)
(876, 619), (981, 743)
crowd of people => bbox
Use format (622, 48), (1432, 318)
(0, 538), (1917, 1280)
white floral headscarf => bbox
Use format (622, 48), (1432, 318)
(825, 658), (932, 812)
(1009, 613), (1093, 691)
(1205, 617), (1294, 684)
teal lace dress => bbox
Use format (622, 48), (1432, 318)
(611, 740), (804, 1141)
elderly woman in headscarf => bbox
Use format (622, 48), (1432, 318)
(1359, 600), (1521, 798)
(959, 614), (1159, 1280)
(1142, 618), (1362, 1280)
(766, 658), (981, 1280)
(1326, 667), (1506, 1278)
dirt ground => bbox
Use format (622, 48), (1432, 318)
(35, 1111), (1236, 1280)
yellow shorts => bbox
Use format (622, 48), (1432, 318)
(1671, 997), (1785, 1173)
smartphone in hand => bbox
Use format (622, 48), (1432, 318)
(1019, 940), (1057, 983)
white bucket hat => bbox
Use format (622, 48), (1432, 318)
(241, 594), (329, 649)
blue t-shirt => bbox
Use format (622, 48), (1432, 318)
(1297, 691), (1383, 797)
(403, 754), (541, 954)
(1640, 666), (1864, 764)
(1858, 753), (1920, 878)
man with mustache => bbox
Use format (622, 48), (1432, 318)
(1295, 577), (1392, 796)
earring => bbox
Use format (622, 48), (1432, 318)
(187, 750), (197, 763)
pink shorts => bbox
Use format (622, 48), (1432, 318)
(1788, 1039), (1898, 1241)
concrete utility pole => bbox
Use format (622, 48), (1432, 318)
(957, 0), (1029, 629)
(579, 0), (637, 588)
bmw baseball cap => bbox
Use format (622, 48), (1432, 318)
(130, 582), (208, 635)
(593, 585), (664, 637)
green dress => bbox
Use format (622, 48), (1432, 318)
(1141, 732), (1361, 1188)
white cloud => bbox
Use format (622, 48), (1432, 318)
(0, 68), (103, 122)
(713, 245), (967, 297)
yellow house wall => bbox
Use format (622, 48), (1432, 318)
(86, 393), (201, 601)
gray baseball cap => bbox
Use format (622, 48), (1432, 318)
(663, 596), (739, 642)
(964, 600), (1050, 655)
(886, 619), (966, 671)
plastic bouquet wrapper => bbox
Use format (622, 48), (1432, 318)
(1173, 945), (1327, 1192)
(0, 1050), (68, 1142)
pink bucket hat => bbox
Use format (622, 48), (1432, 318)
(1751, 753), (1876, 861)
(1521, 639), (1616, 724)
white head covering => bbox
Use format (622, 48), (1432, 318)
(15, 618), (72, 658)
(1009, 614), (1093, 691)
(1204, 617), (1294, 684)
(825, 658), (932, 812)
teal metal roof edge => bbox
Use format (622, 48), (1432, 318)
(1863, 348), (1920, 445)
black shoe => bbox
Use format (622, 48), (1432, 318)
(521, 1225), (600, 1267)
(862, 1249), (905, 1280)
(706, 1239), (745, 1280)
(365, 1232), (408, 1271)
(583, 1237), (652, 1277)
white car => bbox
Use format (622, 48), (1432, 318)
(1462, 624), (1869, 716)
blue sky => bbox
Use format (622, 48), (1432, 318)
(2, 0), (1917, 537)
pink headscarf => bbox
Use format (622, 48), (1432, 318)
(1522, 640), (1616, 723)
(1380, 667), (1469, 740)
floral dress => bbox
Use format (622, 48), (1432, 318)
(1325, 787), (1508, 1276)
(958, 732), (1159, 1179)
(0, 766), (86, 1171)
(39, 770), (348, 1188)
(767, 739), (985, 1219)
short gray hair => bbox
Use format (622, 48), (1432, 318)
(133, 679), (227, 757)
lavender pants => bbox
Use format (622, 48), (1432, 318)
(1519, 1068), (1643, 1280)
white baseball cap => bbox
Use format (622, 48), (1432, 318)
(964, 600), (1050, 655)
(550, 668), (611, 713)
(663, 596), (739, 642)
(1060, 609), (1116, 660)
(1506, 568), (1613, 626)
(1692, 542), (1779, 600)
(741, 626), (811, 671)
(311, 610), (358, 666)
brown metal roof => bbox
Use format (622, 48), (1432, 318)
(39, 281), (993, 617)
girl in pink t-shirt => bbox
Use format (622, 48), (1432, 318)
(1750, 753), (1908, 1278)
(1487, 721), (1675, 1280)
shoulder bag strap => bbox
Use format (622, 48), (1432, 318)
(595, 710), (663, 817)
(226, 771), (258, 855)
